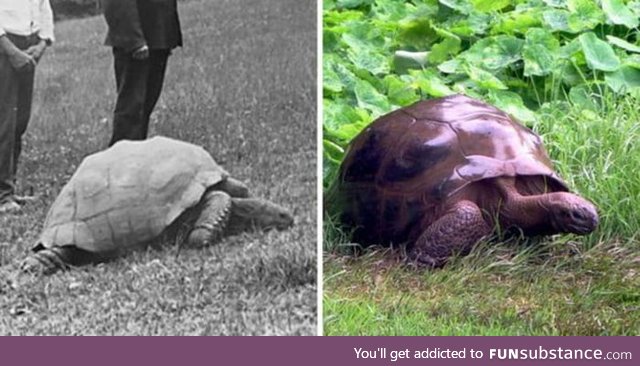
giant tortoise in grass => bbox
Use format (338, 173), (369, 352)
(333, 94), (598, 267)
(22, 136), (294, 274)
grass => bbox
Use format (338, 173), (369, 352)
(323, 95), (640, 336)
(0, 0), (316, 335)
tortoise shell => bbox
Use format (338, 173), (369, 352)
(36, 136), (229, 255)
(336, 94), (568, 245)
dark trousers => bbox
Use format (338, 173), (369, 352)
(109, 48), (170, 146)
(0, 34), (38, 201)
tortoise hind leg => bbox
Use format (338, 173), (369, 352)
(21, 246), (93, 275)
(187, 191), (232, 247)
(409, 200), (491, 268)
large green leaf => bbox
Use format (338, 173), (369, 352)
(383, 75), (420, 106)
(566, 0), (605, 33)
(324, 56), (359, 92)
(429, 29), (462, 64)
(323, 8), (364, 24)
(568, 84), (602, 110)
(324, 62), (345, 93)
(463, 63), (508, 90)
(491, 9), (543, 35)
(323, 100), (372, 141)
(523, 28), (559, 76)
(471, 0), (510, 12)
(354, 79), (391, 116)
(323, 99), (361, 133)
(336, 0), (374, 9)
(605, 66), (640, 93)
(487, 90), (537, 122)
(543, 9), (571, 32)
(342, 29), (391, 75)
(543, 0), (567, 8)
(579, 32), (621, 72)
(460, 36), (524, 71)
(397, 18), (439, 50)
(629, 1), (640, 17)
(606, 36), (640, 54)
(439, 0), (473, 14)
(601, 0), (639, 28)
(371, 0), (412, 21)
(409, 69), (455, 97)
(450, 11), (492, 36)
(523, 45), (556, 76)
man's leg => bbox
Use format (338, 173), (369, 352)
(11, 65), (36, 203)
(109, 47), (150, 146)
(13, 61), (35, 176)
(0, 51), (19, 207)
(140, 49), (170, 138)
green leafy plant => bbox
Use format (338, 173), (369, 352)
(323, 0), (640, 187)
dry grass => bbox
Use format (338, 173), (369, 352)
(0, 0), (316, 335)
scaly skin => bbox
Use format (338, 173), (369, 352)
(187, 191), (294, 247)
(409, 177), (598, 268)
(409, 200), (491, 267)
(187, 191), (233, 247)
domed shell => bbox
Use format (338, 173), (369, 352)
(36, 136), (229, 254)
(336, 94), (568, 244)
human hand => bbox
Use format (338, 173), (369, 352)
(24, 41), (47, 62)
(132, 44), (149, 60)
(7, 49), (36, 71)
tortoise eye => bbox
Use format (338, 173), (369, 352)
(572, 210), (586, 221)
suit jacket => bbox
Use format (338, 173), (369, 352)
(102, 0), (182, 52)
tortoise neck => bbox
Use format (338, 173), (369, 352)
(494, 177), (555, 232)
(225, 198), (264, 234)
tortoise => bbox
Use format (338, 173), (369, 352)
(21, 136), (294, 274)
(333, 94), (598, 267)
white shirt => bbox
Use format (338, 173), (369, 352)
(0, 0), (54, 42)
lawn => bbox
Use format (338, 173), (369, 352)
(324, 95), (640, 336)
(0, 0), (317, 335)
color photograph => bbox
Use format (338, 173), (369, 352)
(323, 0), (639, 335)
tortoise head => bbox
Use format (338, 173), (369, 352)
(547, 192), (599, 235)
(230, 198), (294, 232)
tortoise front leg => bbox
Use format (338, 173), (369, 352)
(187, 191), (232, 247)
(409, 200), (491, 268)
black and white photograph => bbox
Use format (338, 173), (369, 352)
(0, 0), (316, 335)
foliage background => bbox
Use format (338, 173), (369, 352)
(323, 0), (640, 185)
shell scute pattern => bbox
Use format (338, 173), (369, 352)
(36, 137), (229, 254)
(336, 94), (569, 246)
